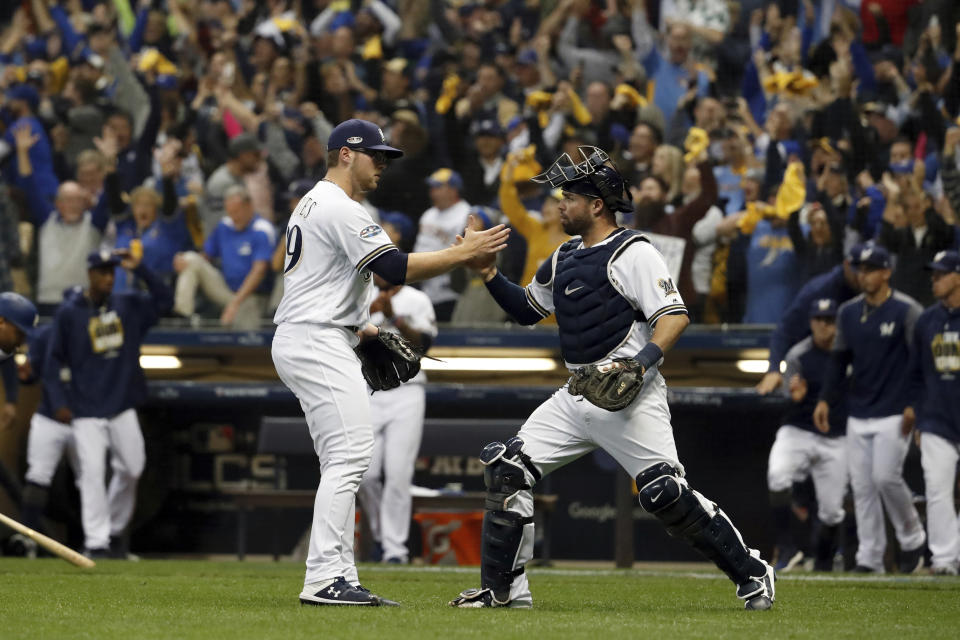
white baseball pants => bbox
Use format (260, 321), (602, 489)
(919, 432), (960, 572)
(358, 382), (426, 561)
(73, 409), (145, 550)
(767, 425), (848, 526)
(847, 415), (926, 571)
(25, 413), (79, 486)
(272, 323), (374, 587)
(501, 375), (685, 605)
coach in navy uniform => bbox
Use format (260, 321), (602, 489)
(46, 249), (172, 558)
(815, 244), (926, 573)
(907, 251), (960, 575)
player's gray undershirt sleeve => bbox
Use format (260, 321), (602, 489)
(902, 299), (923, 348)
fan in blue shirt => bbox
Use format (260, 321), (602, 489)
(172, 186), (276, 328)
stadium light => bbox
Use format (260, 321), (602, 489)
(421, 357), (558, 372)
(735, 359), (768, 374)
(140, 355), (183, 369)
(734, 359), (787, 374)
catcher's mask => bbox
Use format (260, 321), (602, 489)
(531, 146), (633, 213)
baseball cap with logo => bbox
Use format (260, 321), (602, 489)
(87, 249), (121, 270)
(327, 119), (403, 158)
(926, 250), (960, 273)
(426, 168), (464, 190)
(0, 292), (39, 338)
(857, 244), (891, 270)
(809, 298), (838, 319)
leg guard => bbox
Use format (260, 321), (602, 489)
(637, 463), (769, 588)
(480, 511), (531, 603)
(476, 437), (538, 604)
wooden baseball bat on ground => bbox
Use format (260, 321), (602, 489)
(0, 512), (95, 568)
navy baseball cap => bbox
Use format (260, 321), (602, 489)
(926, 250), (960, 273)
(0, 292), (38, 337)
(87, 249), (121, 270)
(809, 298), (838, 319)
(7, 84), (40, 111)
(426, 168), (463, 190)
(846, 242), (866, 264)
(327, 119), (403, 158)
(857, 244), (891, 269)
(470, 118), (504, 138)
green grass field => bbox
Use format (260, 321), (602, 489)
(1, 559), (959, 639)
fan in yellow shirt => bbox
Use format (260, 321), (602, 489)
(499, 149), (570, 291)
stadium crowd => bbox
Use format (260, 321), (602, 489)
(0, 0), (957, 327)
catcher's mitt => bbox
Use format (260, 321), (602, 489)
(355, 330), (422, 391)
(567, 358), (644, 411)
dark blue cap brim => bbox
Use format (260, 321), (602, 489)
(364, 144), (404, 158)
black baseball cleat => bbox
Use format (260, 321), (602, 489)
(83, 547), (112, 559)
(852, 565), (880, 573)
(737, 560), (776, 611)
(299, 577), (399, 606)
(898, 545), (926, 574)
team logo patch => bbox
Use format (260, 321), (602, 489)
(359, 225), (383, 239)
(657, 277), (677, 296)
(378, 127), (385, 142)
(347, 136), (363, 144)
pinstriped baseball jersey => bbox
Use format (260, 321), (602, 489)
(274, 180), (398, 327)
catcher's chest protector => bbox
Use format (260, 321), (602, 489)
(553, 229), (647, 366)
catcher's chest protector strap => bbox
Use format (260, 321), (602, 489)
(636, 462), (766, 585)
(553, 230), (647, 366)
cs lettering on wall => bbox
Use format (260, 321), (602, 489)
(173, 424), (279, 492)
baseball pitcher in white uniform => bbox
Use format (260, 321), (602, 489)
(448, 146), (776, 611)
(271, 119), (510, 607)
(358, 273), (437, 564)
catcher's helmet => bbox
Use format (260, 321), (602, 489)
(531, 146), (633, 213)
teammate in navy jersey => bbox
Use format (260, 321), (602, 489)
(46, 249), (172, 558)
(19, 288), (83, 540)
(0, 292), (38, 511)
(907, 251), (960, 575)
(756, 246), (861, 395)
(768, 298), (849, 572)
(815, 244), (926, 573)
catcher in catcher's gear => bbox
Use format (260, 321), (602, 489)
(448, 145), (777, 611)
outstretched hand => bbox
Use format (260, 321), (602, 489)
(455, 214), (509, 272)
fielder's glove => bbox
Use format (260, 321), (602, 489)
(355, 330), (422, 391)
(567, 358), (644, 411)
